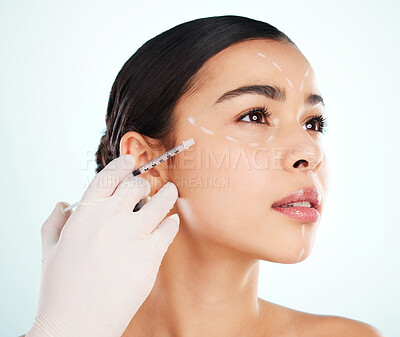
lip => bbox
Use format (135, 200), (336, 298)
(271, 188), (321, 223)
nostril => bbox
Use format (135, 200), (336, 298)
(293, 159), (308, 168)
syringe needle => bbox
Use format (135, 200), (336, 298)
(61, 138), (195, 214)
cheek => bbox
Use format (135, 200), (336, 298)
(173, 142), (272, 234)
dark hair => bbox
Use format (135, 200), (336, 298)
(95, 15), (295, 174)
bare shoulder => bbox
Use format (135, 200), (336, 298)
(309, 315), (386, 337)
(258, 299), (385, 337)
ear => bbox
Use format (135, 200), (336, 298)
(119, 131), (170, 197)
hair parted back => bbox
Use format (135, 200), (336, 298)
(95, 14), (295, 174)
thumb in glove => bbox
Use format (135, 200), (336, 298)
(40, 201), (72, 262)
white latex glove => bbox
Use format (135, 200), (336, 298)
(25, 154), (180, 337)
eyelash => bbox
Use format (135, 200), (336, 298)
(237, 106), (272, 126)
(237, 106), (328, 134)
(304, 114), (328, 134)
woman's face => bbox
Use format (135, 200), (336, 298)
(170, 39), (329, 263)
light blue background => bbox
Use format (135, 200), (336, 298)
(1, 1), (399, 336)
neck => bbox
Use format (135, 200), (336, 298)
(123, 224), (267, 337)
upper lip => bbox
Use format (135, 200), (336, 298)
(272, 188), (321, 209)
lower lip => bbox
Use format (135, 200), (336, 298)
(272, 206), (320, 223)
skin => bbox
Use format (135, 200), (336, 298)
(118, 39), (382, 337)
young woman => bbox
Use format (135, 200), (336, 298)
(26, 15), (384, 337)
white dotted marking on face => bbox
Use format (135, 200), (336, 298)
(272, 61), (282, 71)
(188, 116), (196, 126)
(298, 248), (305, 260)
(225, 135), (239, 142)
(300, 80), (304, 91)
(305, 68), (310, 78)
(286, 77), (293, 88)
(301, 224), (306, 238)
(257, 52), (266, 58)
(249, 142), (259, 147)
(200, 126), (214, 135)
(265, 135), (274, 143)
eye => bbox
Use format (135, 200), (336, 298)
(303, 114), (328, 133)
(237, 106), (271, 126)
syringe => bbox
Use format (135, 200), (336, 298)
(61, 138), (195, 214)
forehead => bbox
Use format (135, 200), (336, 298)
(185, 39), (315, 99)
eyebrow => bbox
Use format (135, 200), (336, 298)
(214, 84), (325, 108)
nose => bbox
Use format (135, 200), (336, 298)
(276, 131), (323, 174)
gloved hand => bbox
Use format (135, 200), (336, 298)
(25, 154), (180, 337)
